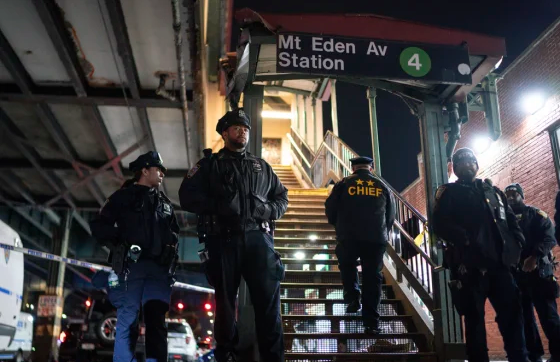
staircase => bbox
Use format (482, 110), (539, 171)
(272, 165), (436, 362)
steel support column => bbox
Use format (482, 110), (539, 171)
(243, 85), (264, 157)
(312, 97), (318, 151)
(330, 79), (339, 136)
(419, 101), (465, 361)
(367, 87), (382, 176)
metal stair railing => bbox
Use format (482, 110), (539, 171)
(287, 127), (436, 318)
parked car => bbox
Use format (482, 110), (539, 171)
(166, 319), (196, 362)
(58, 292), (145, 362)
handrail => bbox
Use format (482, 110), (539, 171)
(288, 127), (436, 312)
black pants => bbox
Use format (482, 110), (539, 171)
(335, 240), (386, 328)
(518, 272), (560, 362)
(451, 267), (528, 362)
(206, 230), (284, 362)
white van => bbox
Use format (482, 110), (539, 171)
(0, 221), (24, 351)
(0, 312), (33, 361)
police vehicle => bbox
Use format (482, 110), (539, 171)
(0, 312), (33, 362)
(166, 319), (196, 362)
(0, 221), (24, 352)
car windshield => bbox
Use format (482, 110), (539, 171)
(167, 322), (188, 334)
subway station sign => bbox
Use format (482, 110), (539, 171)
(276, 33), (472, 84)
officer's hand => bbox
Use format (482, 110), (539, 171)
(522, 256), (538, 272)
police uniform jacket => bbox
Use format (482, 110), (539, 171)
(91, 184), (180, 260)
(554, 191), (560, 243)
(178, 148), (288, 233)
(325, 169), (395, 243)
(433, 179), (525, 269)
(514, 205), (556, 277)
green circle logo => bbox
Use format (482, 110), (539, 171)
(400, 47), (431, 77)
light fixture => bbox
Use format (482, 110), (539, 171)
(294, 252), (306, 260)
(262, 110), (293, 119)
(207, 312), (213, 317)
(207, 330), (213, 335)
(522, 92), (546, 115)
(494, 57), (503, 70)
(308, 235), (318, 241)
(62, 314), (67, 319)
(473, 137), (491, 154)
(210, 319), (214, 324)
(30, 304), (34, 310)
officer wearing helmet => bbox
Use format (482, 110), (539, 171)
(179, 109), (288, 362)
(433, 148), (528, 362)
(324, 156), (395, 334)
(505, 182), (560, 362)
(90, 151), (180, 362)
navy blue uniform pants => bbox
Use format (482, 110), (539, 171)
(206, 230), (284, 362)
(518, 273), (560, 362)
(335, 240), (386, 328)
(108, 259), (172, 362)
(454, 267), (528, 362)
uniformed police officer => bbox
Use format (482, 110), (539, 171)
(178, 109), (288, 362)
(90, 151), (180, 362)
(433, 148), (529, 362)
(505, 183), (560, 362)
(324, 156), (395, 334)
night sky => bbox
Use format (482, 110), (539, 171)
(232, 0), (560, 191)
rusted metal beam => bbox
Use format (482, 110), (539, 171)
(44, 138), (148, 207)
(32, 0), (124, 179)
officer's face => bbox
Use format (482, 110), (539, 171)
(453, 159), (478, 180)
(223, 125), (250, 149)
(506, 190), (523, 206)
(142, 167), (164, 187)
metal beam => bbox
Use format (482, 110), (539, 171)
(32, 0), (125, 179)
(44, 138), (148, 207)
(0, 31), (35, 93)
(265, 85), (312, 97)
(104, 0), (156, 151)
(0, 90), (184, 108)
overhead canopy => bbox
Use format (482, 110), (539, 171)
(225, 8), (506, 103)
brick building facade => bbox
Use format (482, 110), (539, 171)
(401, 20), (560, 359)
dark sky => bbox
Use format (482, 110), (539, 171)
(232, 0), (560, 191)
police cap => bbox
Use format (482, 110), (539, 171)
(350, 156), (373, 167)
(129, 151), (167, 173)
(452, 148), (478, 165)
(216, 108), (251, 134)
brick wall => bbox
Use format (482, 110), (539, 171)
(400, 23), (560, 359)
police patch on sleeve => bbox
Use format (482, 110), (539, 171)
(537, 209), (548, 218)
(186, 163), (201, 178)
(435, 185), (446, 201)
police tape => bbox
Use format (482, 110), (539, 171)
(0, 241), (215, 294)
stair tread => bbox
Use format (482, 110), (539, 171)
(284, 332), (422, 338)
(277, 219), (329, 223)
(281, 282), (385, 287)
(283, 315), (412, 319)
(276, 228), (335, 232)
(276, 247), (335, 252)
(281, 258), (338, 264)
(281, 298), (399, 303)
(285, 352), (435, 358)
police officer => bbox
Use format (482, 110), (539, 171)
(91, 151), (180, 362)
(178, 109), (288, 362)
(324, 156), (395, 334)
(505, 183), (560, 362)
(433, 148), (529, 362)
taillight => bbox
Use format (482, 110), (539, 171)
(139, 326), (145, 336)
(59, 331), (67, 343)
(186, 336), (191, 344)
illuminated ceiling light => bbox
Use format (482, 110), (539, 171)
(262, 110), (293, 119)
(294, 252), (306, 260)
(473, 137), (491, 154)
(308, 235), (318, 241)
(522, 92), (546, 114)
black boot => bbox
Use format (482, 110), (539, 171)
(346, 299), (361, 313)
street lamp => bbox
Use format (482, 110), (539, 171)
(522, 92), (546, 114)
(473, 137), (491, 154)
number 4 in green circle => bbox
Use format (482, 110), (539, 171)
(400, 47), (432, 77)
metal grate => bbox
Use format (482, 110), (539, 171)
(280, 287), (389, 299)
(281, 303), (399, 316)
(283, 319), (409, 334)
(286, 338), (418, 353)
